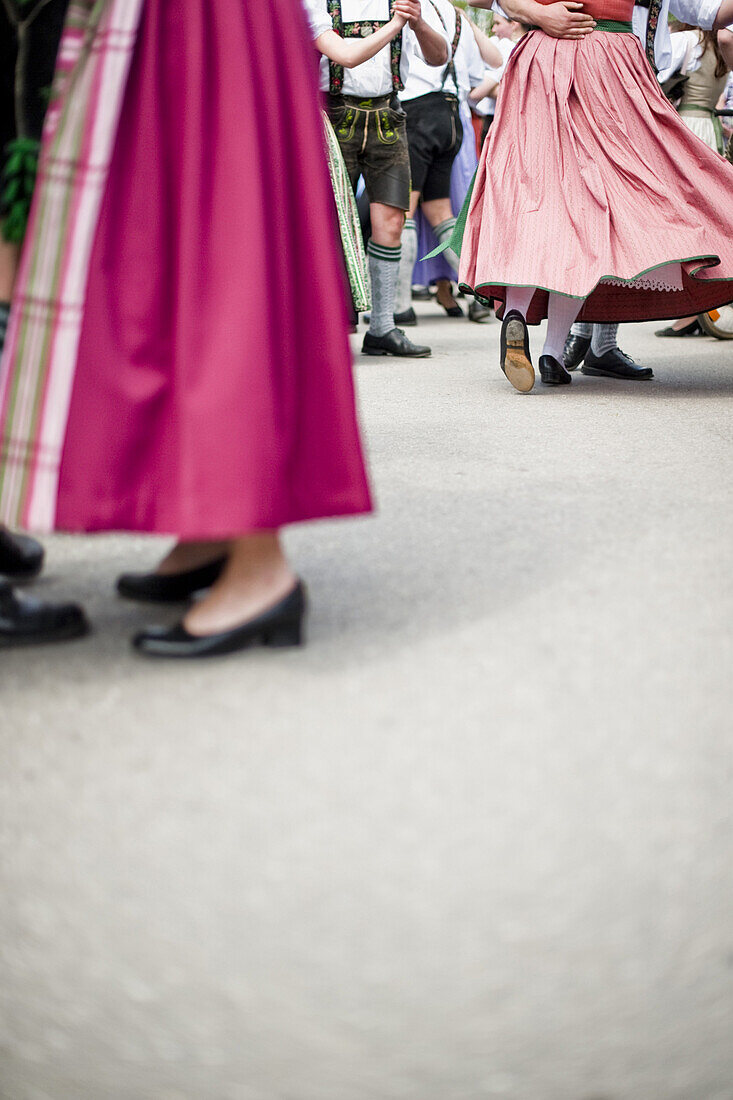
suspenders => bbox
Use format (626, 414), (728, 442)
(643, 0), (663, 73)
(429, 0), (462, 93)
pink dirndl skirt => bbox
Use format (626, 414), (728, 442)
(53, 0), (371, 536)
(459, 28), (733, 324)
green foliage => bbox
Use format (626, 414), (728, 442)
(453, 0), (494, 29)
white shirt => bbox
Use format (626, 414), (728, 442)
(473, 36), (515, 117)
(400, 0), (458, 99)
(632, 0), (720, 78)
(303, 0), (441, 97)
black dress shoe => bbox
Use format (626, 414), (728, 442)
(468, 299), (492, 323)
(655, 320), (701, 337)
(539, 355), (572, 385)
(581, 347), (653, 380)
(0, 580), (89, 646)
(133, 581), (306, 659)
(362, 328), (431, 358)
(362, 308), (418, 327)
(117, 556), (227, 602)
(562, 333), (591, 371)
(0, 527), (45, 580)
(500, 310), (534, 392)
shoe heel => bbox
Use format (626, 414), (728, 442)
(263, 619), (304, 648)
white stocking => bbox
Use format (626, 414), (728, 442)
(504, 287), (535, 319)
(542, 292), (584, 361)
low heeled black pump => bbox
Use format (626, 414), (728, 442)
(539, 355), (572, 385)
(132, 580), (307, 659)
(0, 528), (45, 580)
(116, 556), (228, 602)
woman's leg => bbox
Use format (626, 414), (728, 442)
(542, 292), (584, 362)
(155, 540), (231, 575)
(500, 287), (537, 393)
(538, 292), (584, 386)
(183, 531), (297, 636)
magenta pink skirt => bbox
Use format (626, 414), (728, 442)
(55, 0), (371, 537)
(459, 29), (733, 324)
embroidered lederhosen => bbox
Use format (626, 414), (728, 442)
(327, 0), (405, 146)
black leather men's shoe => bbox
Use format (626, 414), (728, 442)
(539, 355), (572, 385)
(655, 320), (701, 337)
(562, 333), (591, 371)
(133, 581), (306, 659)
(117, 556), (227, 602)
(363, 308), (418, 327)
(362, 328), (431, 358)
(468, 299), (492, 323)
(0, 527), (45, 580)
(500, 310), (534, 392)
(581, 347), (654, 380)
(0, 580), (89, 646)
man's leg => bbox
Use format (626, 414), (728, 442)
(581, 323), (654, 381)
(394, 191), (419, 319)
(360, 102), (431, 358)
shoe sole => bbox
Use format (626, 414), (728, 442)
(581, 366), (653, 380)
(362, 347), (431, 358)
(0, 619), (90, 647)
(501, 317), (534, 393)
(540, 374), (572, 386)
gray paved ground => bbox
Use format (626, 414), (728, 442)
(1, 310), (733, 1100)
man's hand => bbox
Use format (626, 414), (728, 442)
(393, 0), (423, 27)
(471, 0), (595, 37)
(534, 1), (596, 37)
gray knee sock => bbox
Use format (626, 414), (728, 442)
(396, 219), (417, 314)
(368, 240), (402, 336)
(571, 321), (593, 339)
(434, 217), (459, 275)
(591, 323), (620, 357)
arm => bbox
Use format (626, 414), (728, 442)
(717, 24), (733, 59)
(407, 1), (450, 65)
(314, 3), (412, 67)
(468, 74), (501, 101)
(714, 0), (733, 27)
(468, 0), (596, 38)
(669, 0), (732, 29)
(469, 22), (507, 68)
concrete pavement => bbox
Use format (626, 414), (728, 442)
(1, 309), (732, 1099)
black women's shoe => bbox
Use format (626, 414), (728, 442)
(0, 528), (45, 580)
(362, 328), (431, 358)
(655, 320), (701, 338)
(132, 581), (307, 659)
(468, 299), (492, 323)
(539, 355), (572, 385)
(0, 580), (89, 647)
(581, 348), (653, 380)
(562, 333), (591, 371)
(500, 310), (534, 392)
(116, 556), (228, 602)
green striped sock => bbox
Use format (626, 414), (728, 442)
(367, 241), (402, 337)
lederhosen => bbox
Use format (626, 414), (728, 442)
(326, 0), (412, 210)
(401, 2), (463, 202)
(1, 0), (71, 242)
